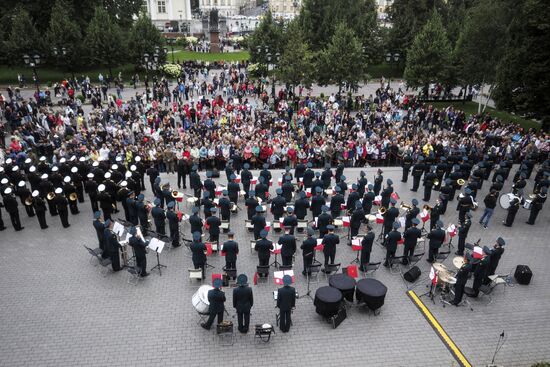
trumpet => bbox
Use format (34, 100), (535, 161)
(47, 192), (55, 201)
(69, 192), (78, 201)
(422, 204), (432, 211)
(25, 197), (33, 206)
(378, 206), (387, 215)
(457, 178), (466, 186)
(399, 201), (412, 211)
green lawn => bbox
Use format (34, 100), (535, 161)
(169, 50), (250, 63)
(430, 101), (541, 131)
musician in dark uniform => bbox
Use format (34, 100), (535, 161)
(152, 177), (162, 202)
(97, 184), (113, 221)
(128, 226), (149, 277)
(362, 184), (375, 214)
(468, 249), (490, 298)
(55, 188), (70, 228)
(336, 175), (348, 197)
(294, 162), (306, 187)
(301, 228), (317, 275)
(245, 190), (259, 220)
(321, 164), (333, 190)
(450, 254), (472, 306)
(103, 219), (122, 271)
(3, 187), (23, 231)
(381, 179), (393, 209)
(219, 190), (232, 222)
(177, 156), (190, 189)
(126, 192), (138, 225)
(294, 191), (310, 222)
(317, 205), (332, 238)
(147, 164), (160, 193)
(222, 231), (239, 270)
(84, 173), (99, 213)
(241, 163), (253, 198)
(163, 184), (176, 209)
(360, 224), (375, 271)
(233, 274), (253, 333)
(32, 190), (48, 229)
(271, 188), (286, 221)
(402, 218), (422, 265)
(206, 207), (221, 244)
(311, 187), (325, 219)
(456, 213), (471, 256)
(201, 278), (226, 330)
(16, 181), (35, 217)
(278, 227), (296, 266)
(151, 198), (166, 235)
(423, 166), (436, 202)
(405, 198), (419, 229)
(503, 196), (520, 227)
(276, 275), (296, 333)
(136, 194), (149, 233)
(281, 175), (294, 203)
(427, 220), (445, 263)
(282, 207), (297, 235)
(526, 187), (547, 225)
(383, 222), (401, 267)
(411, 157), (424, 192)
(254, 176), (268, 202)
(449, 165), (462, 201)
(312, 172), (323, 195)
(484, 237), (505, 284)
(63, 176), (79, 215)
(202, 192), (214, 219)
(302, 162), (315, 190)
(228, 174), (240, 204)
(457, 187), (475, 223)
(373, 169), (383, 196)
(254, 230), (273, 272)
(92, 211), (106, 256)
(350, 201), (365, 240)
(330, 185), (344, 218)
(347, 184), (361, 213)
(259, 163), (272, 187)
(357, 171), (369, 197)
(191, 231), (207, 278)
(322, 225), (339, 266)
(189, 166), (202, 205)
(166, 201), (181, 248)
(383, 198), (399, 236)
(402, 154), (413, 183)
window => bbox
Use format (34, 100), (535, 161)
(157, 0), (166, 13)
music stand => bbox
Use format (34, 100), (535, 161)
(270, 243), (282, 269)
(350, 236), (363, 264)
(148, 238), (167, 276)
(299, 264), (314, 302)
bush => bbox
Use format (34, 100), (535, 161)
(160, 63), (182, 78)
(76, 94), (85, 103)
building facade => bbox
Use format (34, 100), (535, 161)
(144, 0), (192, 31)
(269, 0), (301, 19)
(198, 0), (255, 17)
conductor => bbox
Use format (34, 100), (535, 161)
(277, 275), (296, 333)
(233, 274), (253, 333)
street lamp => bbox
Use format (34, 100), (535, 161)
(386, 52), (400, 87)
(23, 53), (41, 93)
(166, 38), (176, 63)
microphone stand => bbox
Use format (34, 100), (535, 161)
(487, 331), (506, 367)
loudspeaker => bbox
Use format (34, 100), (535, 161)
(404, 266), (421, 282)
(514, 265), (532, 285)
(211, 169), (220, 178)
(331, 306), (347, 329)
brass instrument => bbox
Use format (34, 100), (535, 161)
(378, 206), (387, 215)
(529, 194), (537, 199)
(400, 201), (412, 211)
(47, 192), (55, 201)
(422, 204), (432, 211)
(69, 192), (78, 201)
(171, 190), (180, 198)
(457, 178), (466, 186)
(433, 179), (440, 187)
(25, 197), (33, 206)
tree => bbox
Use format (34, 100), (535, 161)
(404, 10), (452, 89)
(316, 23), (366, 91)
(4, 7), (43, 66)
(84, 6), (126, 78)
(276, 20), (314, 89)
(47, 0), (83, 70)
(493, 0), (550, 127)
(247, 10), (285, 74)
(128, 14), (165, 65)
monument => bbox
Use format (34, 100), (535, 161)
(209, 9), (221, 53)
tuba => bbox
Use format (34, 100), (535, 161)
(378, 206), (387, 215)
(69, 192), (78, 201)
(457, 178), (466, 186)
(47, 192), (56, 201)
(399, 201), (412, 211)
(25, 197), (33, 206)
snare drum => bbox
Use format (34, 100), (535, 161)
(192, 285), (213, 314)
(523, 199), (532, 210)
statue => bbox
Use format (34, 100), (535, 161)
(209, 9), (219, 31)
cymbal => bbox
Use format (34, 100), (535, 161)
(438, 272), (457, 284)
(432, 262), (448, 272)
(453, 256), (465, 269)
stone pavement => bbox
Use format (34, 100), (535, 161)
(0, 167), (549, 366)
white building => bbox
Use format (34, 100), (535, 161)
(199, 0), (256, 17)
(269, 0), (301, 19)
(143, 0), (192, 31)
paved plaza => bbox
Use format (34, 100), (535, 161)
(0, 167), (549, 366)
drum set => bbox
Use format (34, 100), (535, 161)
(419, 258), (472, 310)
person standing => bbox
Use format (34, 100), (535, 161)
(103, 219), (122, 271)
(484, 237), (505, 284)
(191, 231), (207, 279)
(278, 227), (297, 266)
(301, 228), (317, 275)
(201, 278), (226, 330)
(402, 218), (421, 265)
(128, 226), (149, 277)
(92, 211), (106, 256)
(151, 198), (166, 235)
(276, 275), (296, 333)
(222, 231), (239, 270)
(479, 189), (497, 229)
(3, 187), (23, 231)
(526, 187), (547, 225)
(322, 225), (339, 266)
(359, 224), (375, 271)
(450, 254), (472, 306)
(455, 214), (472, 256)
(427, 220), (445, 263)
(55, 188), (70, 228)
(502, 196), (520, 227)
(383, 222), (401, 267)
(251, 205), (266, 240)
(233, 274), (253, 333)
(166, 201), (180, 248)
(206, 207), (221, 244)
(32, 190), (48, 229)
(254, 230), (273, 273)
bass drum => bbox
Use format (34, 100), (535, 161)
(192, 285), (213, 314)
(499, 193), (515, 209)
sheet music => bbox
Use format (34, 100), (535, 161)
(113, 221), (125, 237)
(136, 227), (145, 242)
(148, 238), (165, 253)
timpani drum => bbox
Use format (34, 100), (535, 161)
(314, 286), (343, 318)
(192, 285), (213, 314)
(355, 278), (387, 312)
